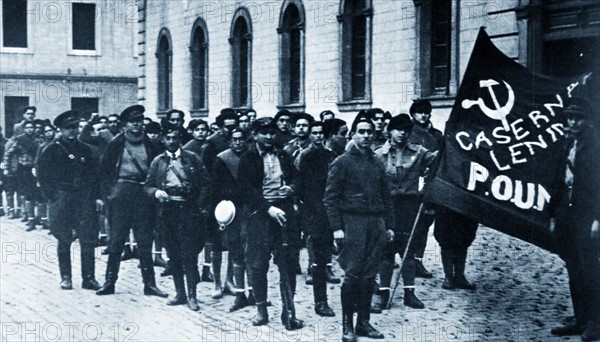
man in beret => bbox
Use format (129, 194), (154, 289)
(95, 105), (168, 298)
(409, 99), (444, 279)
(212, 128), (250, 312)
(324, 113), (394, 341)
(550, 100), (600, 341)
(297, 120), (351, 318)
(238, 117), (304, 329)
(37, 110), (102, 290)
(371, 114), (438, 313)
(145, 123), (210, 311)
(202, 108), (239, 293)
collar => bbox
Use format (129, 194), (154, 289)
(256, 143), (275, 157)
(166, 149), (181, 159)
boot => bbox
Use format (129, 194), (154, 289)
(441, 249), (455, 290)
(326, 265), (341, 284)
(356, 278), (384, 339)
(14, 208), (22, 219)
(81, 245), (101, 290)
(551, 320), (586, 336)
(7, 208), (15, 219)
(58, 242), (72, 290)
(82, 277), (101, 291)
(201, 265), (214, 282)
(403, 288), (424, 309)
(247, 289), (256, 305)
(121, 245), (134, 261)
(370, 291), (384, 314)
(186, 278), (199, 311)
(167, 272), (187, 306)
(315, 301), (335, 317)
(40, 218), (50, 230)
(341, 281), (357, 342)
(143, 280), (168, 297)
(153, 253), (167, 268)
(160, 260), (173, 277)
(60, 276), (73, 290)
(97, 252), (120, 295)
(582, 321), (600, 341)
(453, 249), (476, 290)
(26, 219), (36, 232)
(279, 281), (304, 331)
(223, 257), (235, 295)
(252, 302), (269, 326)
(415, 258), (433, 278)
(230, 264), (249, 312)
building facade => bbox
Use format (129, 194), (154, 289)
(139, 0), (599, 129)
(0, 0), (139, 137)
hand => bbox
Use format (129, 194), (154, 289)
(31, 168), (36, 177)
(591, 220), (599, 239)
(3, 169), (8, 176)
(278, 185), (293, 197)
(155, 190), (169, 202)
(549, 218), (556, 233)
(333, 229), (345, 240)
(95, 199), (104, 212)
(267, 206), (287, 226)
(386, 229), (395, 242)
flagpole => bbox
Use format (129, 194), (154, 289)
(386, 201), (426, 309)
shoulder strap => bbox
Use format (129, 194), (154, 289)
(124, 145), (149, 177)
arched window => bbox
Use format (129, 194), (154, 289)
(338, 0), (372, 111)
(278, 0), (305, 110)
(190, 19), (208, 116)
(229, 8), (252, 109)
(156, 29), (172, 113)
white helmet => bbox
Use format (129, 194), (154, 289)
(214, 200), (236, 227)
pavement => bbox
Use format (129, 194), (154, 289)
(0, 214), (580, 342)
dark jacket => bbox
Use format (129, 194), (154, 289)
(568, 128), (600, 226)
(324, 144), (393, 232)
(144, 150), (210, 212)
(99, 133), (162, 199)
(37, 137), (99, 198)
(409, 123), (443, 152)
(212, 149), (243, 209)
(238, 144), (297, 213)
(297, 146), (336, 213)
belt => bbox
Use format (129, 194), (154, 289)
(117, 178), (145, 185)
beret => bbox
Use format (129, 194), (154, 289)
(351, 110), (373, 132)
(161, 122), (181, 136)
(120, 105), (145, 122)
(387, 114), (414, 132)
(53, 110), (81, 128)
(145, 121), (162, 134)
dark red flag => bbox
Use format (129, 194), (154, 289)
(424, 28), (591, 252)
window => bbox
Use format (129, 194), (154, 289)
(2, 0), (27, 48)
(72, 3), (96, 50)
(419, 0), (454, 97)
(338, 0), (372, 111)
(230, 8), (252, 109)
(71, 97), (99, 119)
(190, 18), (208, 115)
(278, 0), (305, 110)
(156, 29), (172, 113)
(3, 96), (29, 138)
(431, 0), (451, 95)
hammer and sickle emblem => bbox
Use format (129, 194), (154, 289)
(462, 79), (515, 131)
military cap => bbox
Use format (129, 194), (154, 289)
(161, 122), (182, 136)
(350, 110), (373, 132)
(120, 105), (145, 122)
(54, 110), (81, 128)
(252, 117), (277, 132)
(292, 113), (315, 125)
(387, 113), (413, 132)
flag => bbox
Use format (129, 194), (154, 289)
(424, 28), (590, 252)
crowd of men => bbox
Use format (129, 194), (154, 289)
(1, 99), (598, 341)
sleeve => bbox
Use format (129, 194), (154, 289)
(37, 144), (58, 195)
(323, 158), (345, 231)
(144, 157), (160, 199)
(194, 155), (211, 212)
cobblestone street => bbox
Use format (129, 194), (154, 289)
(0, 216), (579, 341)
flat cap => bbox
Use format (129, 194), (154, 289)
(54, 110), (80, 128)
(252, 117), (277, 132)
(120, 105), (145, 122)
